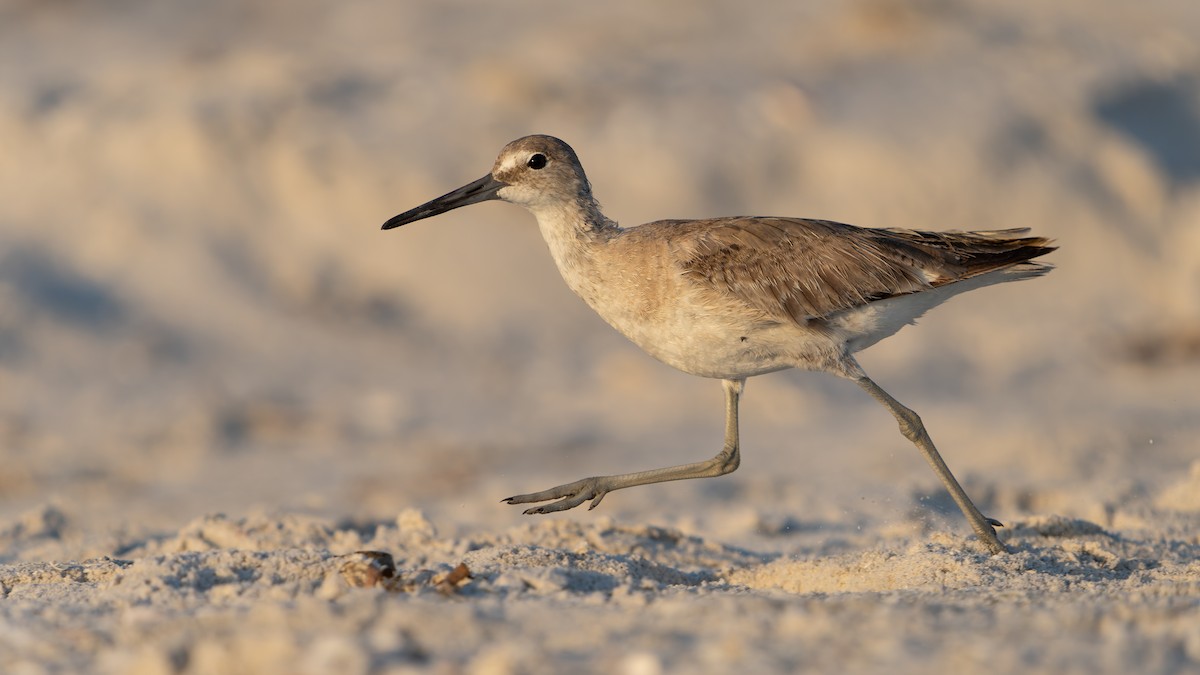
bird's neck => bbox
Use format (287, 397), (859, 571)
(531, 194), (617, 249)
(530, 195), (619, 299)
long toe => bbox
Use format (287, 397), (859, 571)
(522, 492), (593, 514)
(503, 485), (576, 505)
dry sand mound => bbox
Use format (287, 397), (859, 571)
(2, 505), (1198, 674)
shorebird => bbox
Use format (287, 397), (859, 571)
(382, 135), (1055, 555)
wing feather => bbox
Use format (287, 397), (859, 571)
(670, 217), (1054, 324)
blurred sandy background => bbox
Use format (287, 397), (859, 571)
(1, 0), (1199, 673)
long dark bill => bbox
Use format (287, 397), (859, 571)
(381, 174), (507, 230)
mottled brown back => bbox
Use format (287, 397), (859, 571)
(671, 217), (1055, 324)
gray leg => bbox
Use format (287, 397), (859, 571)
(856, 375), (1008, 555)
(505, 378), (745, 514)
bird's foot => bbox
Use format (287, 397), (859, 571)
(976, 518), (1009, 555)
(503, 477), (609, 515)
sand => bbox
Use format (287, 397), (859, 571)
(1, 0), (1198, 672)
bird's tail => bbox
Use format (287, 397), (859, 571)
(875, 226), (1057, 284)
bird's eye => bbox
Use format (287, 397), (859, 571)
(527, 153), (547, 170)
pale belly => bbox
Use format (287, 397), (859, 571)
(590, 297), (843, 380)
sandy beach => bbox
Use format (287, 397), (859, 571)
(1, 0), (1198, 672)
